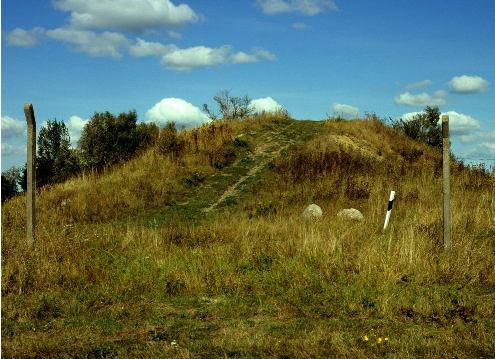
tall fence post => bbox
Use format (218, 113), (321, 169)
(442, 115), (451, 250)
(24, 103), (36, 245)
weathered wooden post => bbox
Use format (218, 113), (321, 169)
(24, 103), (36, 245)
(442, 115), (451, 250)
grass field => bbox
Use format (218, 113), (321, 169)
(2, 114), (494, 358)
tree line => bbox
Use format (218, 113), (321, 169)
(1, 92), (443, 202)
(2, 111), (159, 202)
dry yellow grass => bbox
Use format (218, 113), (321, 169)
(2, 115), (494, 358)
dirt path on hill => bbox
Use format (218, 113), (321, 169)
(203, 122), (296, 212)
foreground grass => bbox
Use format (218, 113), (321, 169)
(2, 116), (495, 358)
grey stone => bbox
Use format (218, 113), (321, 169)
(337, 208), (364, 221)
(301, 204), (323, 220)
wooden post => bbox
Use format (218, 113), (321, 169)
(442, 115), (451, 250)
(24, 103), (36, 245)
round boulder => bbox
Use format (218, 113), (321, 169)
(301, 204), (323, 220)
(337, 208), (364, 221)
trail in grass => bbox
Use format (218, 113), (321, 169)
(129, 120), (321, 226)
(203, 122), (296, 212)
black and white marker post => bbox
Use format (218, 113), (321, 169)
(382, 191), (396, 232)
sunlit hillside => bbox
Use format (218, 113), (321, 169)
(2, 113), (494, 358)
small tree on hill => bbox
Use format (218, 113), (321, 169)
(391, 106), (442, 148)
(1, 166), (23, 202)
(37, 120), (80, 187)
(203, 90), (254, 121)
(78, 110), (158, 171)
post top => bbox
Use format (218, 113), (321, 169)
(441, 114), (449, 122)
(24, 103), (36, 125)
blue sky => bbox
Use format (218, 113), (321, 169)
(2, 0), (494, 171)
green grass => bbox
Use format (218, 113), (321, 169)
(2, 115), (495, 358)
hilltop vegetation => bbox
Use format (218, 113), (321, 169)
(2, 111), (494, 358)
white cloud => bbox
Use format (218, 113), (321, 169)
(46, 28), (131, 58)
(160, 46), (276, 71)
(66, 116), (89, 146)
(252, 48), (277, 61)
(394, 91), (446, 106)
(231, 52), (259, 64)
(1, 116), (26, 139)
(145, 98), (210, 128)
(441, 111), (481, 135)
(161, 45), (231, 70)
(6, 27), (45, 47)
(1, 143), (25, 157)
(332, 103), (359, 119)
(449, 75), (490, 94)
(128, 38), (177, 57)
(479, 142), (495, 155)
(250, 97), (283, 113)
(1, 143), (15, 156)
(52, 0), (199, 32)
(398, 110), (481, 136)
(405, 79), (432, 90)
(256, 0), (338, 15)
(458, 130), (495, 144)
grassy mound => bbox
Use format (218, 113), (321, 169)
(2, 114), (494, 358)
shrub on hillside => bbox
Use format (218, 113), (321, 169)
(391, 106), (442, 149)
(203, 90), (254, 121)
(78, 111), (158, 171)
(156, 122), (185, 160)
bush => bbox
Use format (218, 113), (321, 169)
(78, 111), (158, 171)
(203, 90), (254, 121)
(391, 106), (442, 148)
(1, 167), (22, 202)
(156, 122), (185, 160)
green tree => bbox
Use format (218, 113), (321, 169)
(78, 111), (158, 171)
(37, 120), (80, 187)
(392, 106), (442, 148)
(1, 166), (22, 202)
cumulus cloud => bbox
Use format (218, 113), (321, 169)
(46, 28), (131, 58)
(52, 0), (199, 32)
(398, 110), (480, 136)
(332, 103), (359, 119)
(394, 91), (447, 106)
(128, 38), (177, 57)
(449, 75), (490, 94)
(256, 0), (338, 15)
(6, 27), (45, 47)
(250, 97), (283, 113)
(1, 116), (26, 139)
(160, 45), (276, 70)
(145, 98), (210, 128)
(405, 79), (432, 90)
(441, 111), (481, 135)
(66, 116), (89, 146)
(161, 45), (231, 70)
